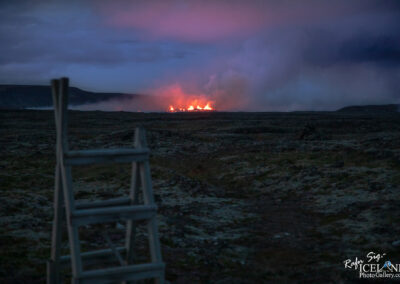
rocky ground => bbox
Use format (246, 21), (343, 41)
(1, 109), (400, 283)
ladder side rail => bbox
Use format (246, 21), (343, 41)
(136, 128), (164, 283)
(140, 161), (163, 260)
(58, 78), (83, 278)
(125, 128), (142, 264)
(47, 79), (64, 284)
(141, 161), (165, 284)
(59, 78), (69, 152)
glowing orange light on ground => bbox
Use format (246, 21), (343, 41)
(167, 101), (214, 112)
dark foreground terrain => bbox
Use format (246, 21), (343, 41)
(1, 110), (400, 283)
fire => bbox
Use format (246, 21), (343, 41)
(158, 84), (215, 112)
(204, 103), (212, 110)
(168, 101), (214, 112)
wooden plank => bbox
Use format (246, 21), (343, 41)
(48, 79), (63, 284)
(141, 161), (163, 263)
(77, 262), (165, 284)
(64, 148), (149, 165)
(71, 205), (157, 226)
(76, 197), (131, 210)
(62, 163), (83, 277)
(60, 247), (126, 266)
(66, 148), (149, 157)
(60, 77), (69, 152)
(125, 128), (142, 265)
(136, 127), (165, 284)
(58, 78), (83, 277)
(51, 79), (60, 131)
(48, 164), (65, 284)
(125, 174), (139, 263)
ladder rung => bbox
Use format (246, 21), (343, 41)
(60, 247), (126, 266)
(76, 197), (131, 210)
(71, 205), (157, 226)
(64, 148), (149, 165)
(77, 262), (165, 284)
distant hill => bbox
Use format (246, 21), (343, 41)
(0, 85), (138, 109)
(337, 104), (399, 113)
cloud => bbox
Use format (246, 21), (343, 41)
(98, 0), (268, 42)
(304, 33), (400, 68)
(0, 0), (399, 110)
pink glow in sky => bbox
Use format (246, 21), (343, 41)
(98, 0), (368, 42)
(101, 1), (268, 41)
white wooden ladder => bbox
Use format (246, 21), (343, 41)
(47, 78), (165, 283)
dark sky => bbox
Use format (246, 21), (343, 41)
(1, 0), (400, 111)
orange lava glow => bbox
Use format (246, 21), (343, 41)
(168, 101), (214, 112)
(157, 84), (215, 112)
